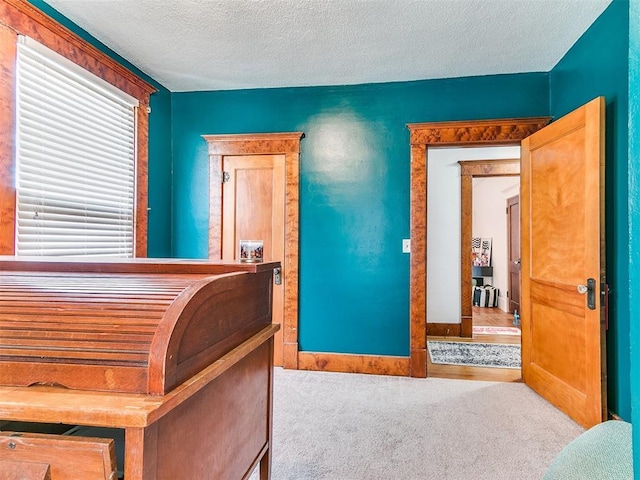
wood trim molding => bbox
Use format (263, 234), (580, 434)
(459, 169), (474, 338)
(204, 132), (304, 370)
(408, 117), (551, 147)
(0, 23), (16, 255)
(461, 315), (473, 338)
(203, 133), (303, 155)
(298, 352), (410, 376)
(459, 159), (520, 337)
(427, 323), (462, 337)
(135, 106), (150, 257)
(409, 144), (428, 378)
(0, 0), (155, 257)
(458, 159), (521, 177)
(407, 117), (550, 378)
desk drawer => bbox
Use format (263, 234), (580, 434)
(0, 431), (116, 480)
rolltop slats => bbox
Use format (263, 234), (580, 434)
(0, 259), (277, 395)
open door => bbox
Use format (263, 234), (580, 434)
(521, 97), (606, 428)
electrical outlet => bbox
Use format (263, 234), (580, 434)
(402, 239), (411, 253)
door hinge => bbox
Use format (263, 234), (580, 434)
(222, 171), (230, 183)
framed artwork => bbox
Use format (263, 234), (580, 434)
(472, 237), (492, 266)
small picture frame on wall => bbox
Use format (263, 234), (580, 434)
(472, 237), (492, 267)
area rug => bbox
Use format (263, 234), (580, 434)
(427, 341), (521, 369)
(473, 325), (521, 336)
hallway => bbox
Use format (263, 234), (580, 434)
(427, 307), (521, 382)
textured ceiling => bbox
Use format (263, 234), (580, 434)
(43, 0), (612, 92)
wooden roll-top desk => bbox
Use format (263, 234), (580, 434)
(0, 258), (280, 480)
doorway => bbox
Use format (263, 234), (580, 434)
(426, 155), (522, 381)
(469, 170), (522, 380)
(459, 158), (520, 336)
(410, 99), (606, 426)
(203, 132), (303, 369)
(407, 117), (551, 378)
(425, 150), (519, 336)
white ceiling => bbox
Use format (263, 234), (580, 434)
(44, 0), (612, 93)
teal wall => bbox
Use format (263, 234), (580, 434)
(171, 74), (549, 355)
(147, 88), (173, 257)
(628, 0), (639, 475)
(29, 0), (174, 257)
(549, 0), (630, 420)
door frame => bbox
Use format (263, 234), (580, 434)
(406, 117), (550, 377)
(459, 158), (520, 337)
(203, 132), (304, 370)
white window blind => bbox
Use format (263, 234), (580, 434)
(15, 36), (138, 257)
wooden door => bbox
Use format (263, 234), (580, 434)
(507, 195), (521, 314)
(222, 154), (285, 366)
(521, 97), (606, 428)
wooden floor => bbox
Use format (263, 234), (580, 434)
(471, 306), (517, 328)
(427, 307), (522, 382)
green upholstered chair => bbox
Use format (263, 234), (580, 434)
(543, 420), (632, 479)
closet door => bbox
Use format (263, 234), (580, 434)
(222, 154), (285, 366)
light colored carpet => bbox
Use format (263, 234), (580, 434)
(251, 368), (584, 480)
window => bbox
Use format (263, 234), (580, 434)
(15, 36), (139, 257)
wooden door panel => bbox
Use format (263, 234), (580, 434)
(530, 302), (587, 390)
(530, 130), (586, 284)
(235, 168), (275, 259)
(507, 195), (520, 313)
(222, 156), (284, 262)
(222, 155), (285, 366)
(508, 271), (520, 312)
(521, 97), (605, 428)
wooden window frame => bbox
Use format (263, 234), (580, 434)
(0, 0), (156, 257)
